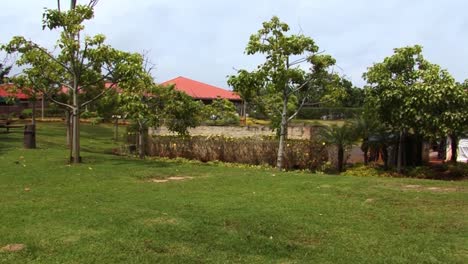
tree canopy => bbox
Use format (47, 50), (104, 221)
(228, 16), (339, 169)
(1, 2), (154, 163)
(364, 45), (468, 167)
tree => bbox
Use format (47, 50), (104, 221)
(364, 45), (427, 172)
(0, 62), (12, 84)
(363, 45), (467, 170)
(227, 69), (263, 122)
(202, 98), (239, 126)
(119, 72), (202, 159)
(352, 114), (382, 165)
(2, 1), (146, 163)
(340, 78), (365, 108)
(318, 123), (356, 172)
(423, 77), (467, 162)
(229, 16), (337, 169)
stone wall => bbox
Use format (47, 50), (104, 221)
(149, 124), (322, 140)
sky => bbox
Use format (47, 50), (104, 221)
(1, 0), (467, 89)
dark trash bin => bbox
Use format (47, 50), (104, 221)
(24, 124), (36, 149)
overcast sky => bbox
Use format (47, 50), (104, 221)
(1, 0), (467, 89)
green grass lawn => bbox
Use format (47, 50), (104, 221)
(0, 123), (467, 263)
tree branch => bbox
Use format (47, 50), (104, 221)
(287, 76), (313, 96)
(28, 41), (73, 75)
(288, 96), (307, 122)
(80, 82), (116, 107)
(36, 86), (73, 109)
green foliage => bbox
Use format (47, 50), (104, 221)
(119, 80), (202, 136)
(202, 98), (239, 126)
(228, 16), (338, 128)
(80, 110), (98, 119)
(319, 123), (357, 147)
(340, 78), (365, 107)
(363, 45), (468, 140)
(318, 123), (357, 172)
(0, 62), (12, 84)
(161, 86), (203, 135)
(94, 89), (120, 121)
(228, 16), (340, 168)
(1, 2), (154, 162)
(20, 108), (33, 118)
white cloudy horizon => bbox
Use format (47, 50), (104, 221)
(1, 0), (467, 89)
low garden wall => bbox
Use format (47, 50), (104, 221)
(145, 135), (328, 170)
(149, 124), (322, 140)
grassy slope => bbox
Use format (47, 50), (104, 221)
(0, 123), (467, 263)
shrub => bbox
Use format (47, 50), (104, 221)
(202, 99), (240, 126)
(145, 135), (327, 171)
(81, 111), (98, 119)
(21, 109), (33, 118)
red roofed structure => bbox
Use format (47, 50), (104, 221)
(160, 76), (241, 102)
(0, 84), (29, 100)
(0, 84), (35, 115)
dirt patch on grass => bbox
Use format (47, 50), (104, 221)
(148, 176), (194, 183)
(1, 244), (25, 252)
(401, 184), (461, 193)
(144, 216), (179, 226)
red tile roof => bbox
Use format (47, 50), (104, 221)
(0, 84), (29, 100)
(160, 76), (241, 101)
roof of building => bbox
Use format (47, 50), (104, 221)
(160, 76), (241, 101)
(0, 84), (29, 100)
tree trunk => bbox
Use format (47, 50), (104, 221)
(337, 145), (344, 172)
(382, 144), (389, 170)
(243, 101), (247, 125)
(65, 111), (71, 146)
(361, 140), (368, 165)
(71, 87), (81, 163)
(138, 125), (145, 159)
(276, 93), (289, 170)
(114, 118), (119, 141)
(363, 149), (368, 165)
(41, 95), (45, 120)
(450, 134), (458, 163)
(31, 100), (36, 126)
(397, 129), (405, 173)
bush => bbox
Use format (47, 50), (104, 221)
(43, 108), (65, 117)
(81, 111), (99, 119)
(145, 135), (327, 171)
(298, 107), (362, 120)
(202, 99), (240, 126)
(21, 109), (33, 118)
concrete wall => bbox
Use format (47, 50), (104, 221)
(149, 124), (322, 140)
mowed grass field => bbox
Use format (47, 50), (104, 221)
(0, 123), (467, 263)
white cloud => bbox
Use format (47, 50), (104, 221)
(1, 0), (467, 88)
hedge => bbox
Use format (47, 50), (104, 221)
(144, 135), (327, 171)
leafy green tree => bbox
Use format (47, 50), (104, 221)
(364, 45), (426, 172)
(0, 62), (12, 84)
(227, 70), (263, 122)
(202, 98), (240, 126)
(119, 76), (202, 159)
(352, 113), (385, 165)
(319, 123), (356, 172)
(228, 16), (337, 169)
(364, 45), (468, 169)
(2, 1), (146, 163)
(340, 78), (365, 108)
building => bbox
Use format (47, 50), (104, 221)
(160, 76), (241, 106)
(0, 84), (33, 115)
